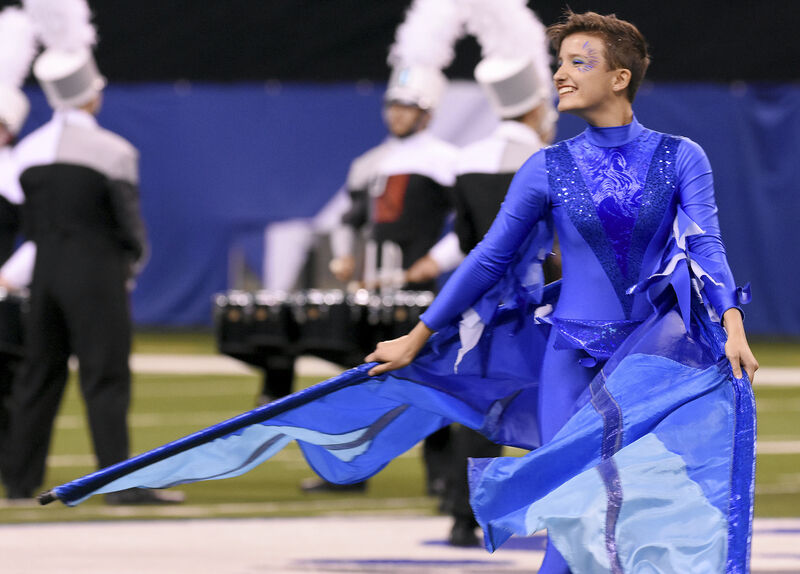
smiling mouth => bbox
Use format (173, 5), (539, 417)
(558, 86), (576, 95)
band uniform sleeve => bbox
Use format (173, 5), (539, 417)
(107, 148), (148, 267)
(420, 151), (549, 331)
(428, 231), (465, 274)
(676, 138), (740, 317)
(452, 174), (477, 254)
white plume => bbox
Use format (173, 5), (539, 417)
(23, 0), (97, 51)
(388, 0), (466, 69)
(0, 7), (38, 87)
(462, 0), (551, 82)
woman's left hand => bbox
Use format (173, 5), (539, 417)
(722, 308), (759, 381)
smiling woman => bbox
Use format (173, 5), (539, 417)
(364, 9), (758, 574)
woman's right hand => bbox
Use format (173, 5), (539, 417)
(365, 321), (433, 376)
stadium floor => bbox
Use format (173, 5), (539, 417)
(0, 516), (798, 573)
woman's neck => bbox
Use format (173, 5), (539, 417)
(581, 97), (634, 128)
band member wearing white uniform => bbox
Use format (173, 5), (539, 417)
(329, 64), (457, 292)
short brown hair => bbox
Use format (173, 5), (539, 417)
(547, 11), (650, 102)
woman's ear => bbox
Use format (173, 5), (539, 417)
(612, 68), (632, 94)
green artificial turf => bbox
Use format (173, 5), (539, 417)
(1, 331), (798, 523)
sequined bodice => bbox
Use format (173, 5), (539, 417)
(547, 130), (679, 316)
(566, 131), (661, 276)
(420, 119), (738, 332)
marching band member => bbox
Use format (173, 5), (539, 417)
(1, 0), (175, 505)
(405, 0), (561, 546)
(0, 5), (37, 476)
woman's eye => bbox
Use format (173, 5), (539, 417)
(572, 59), (584, 66)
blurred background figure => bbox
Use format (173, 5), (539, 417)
(405, 0), (562, 546)
(328, 2), (462, 292)
(0, 5), (37, 461)
(303, 0), (465, 495)
(0, 0), (176, 505)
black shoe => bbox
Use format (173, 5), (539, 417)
(105, 487), (185, 505)
(448, 519), (480, 547)
(299, 477), (367, 493)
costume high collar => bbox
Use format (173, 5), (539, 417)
(583, 116), (644, 147)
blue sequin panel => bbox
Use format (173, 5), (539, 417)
(546, 132), (680, 317)
(546, 317), (643, 360)
(626, 136), (681, 287)
(566, 131), (661, 278)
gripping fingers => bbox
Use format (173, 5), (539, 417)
(368, 362), (394, 377)
(727, 351), (743, 379)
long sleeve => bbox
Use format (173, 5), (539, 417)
(108, 178), (147, 264)
(420, 151), (549, 331)
(676, 138), (739, 317)
(452, 175), (478, 254)
(106, 145), (148, 275)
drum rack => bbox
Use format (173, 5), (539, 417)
(213, 240), (433, 370)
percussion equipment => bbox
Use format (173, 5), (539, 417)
(214, 240), (434, 369)
(290, 289), (362, 355)
(250, 290), (294, 349)
(213, 287), (434, 368)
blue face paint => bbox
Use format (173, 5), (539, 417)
(576, 41), (601, 72)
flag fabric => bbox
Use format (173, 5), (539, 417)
(43, 214), (755, 573)
(46, 293), (552, 507)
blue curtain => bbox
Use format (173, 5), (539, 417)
(19, 82), (800, 334)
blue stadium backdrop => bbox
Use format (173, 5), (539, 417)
(18, 81), (800, 335)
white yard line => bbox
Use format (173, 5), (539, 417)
(752, 367), (800, 387)
(130, 354), (343, 377)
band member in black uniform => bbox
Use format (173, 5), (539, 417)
(0, 5), (37, 464)
(1, 6), (179, 503)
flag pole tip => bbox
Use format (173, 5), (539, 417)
(37, 490), (58, 505)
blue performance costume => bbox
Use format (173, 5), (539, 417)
(44, 119), (755, 574)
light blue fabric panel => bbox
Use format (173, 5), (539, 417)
(509, 434), (726, 574)
(614, 434), (727, 574)
(469, 353), (729, 550)
(651, 383), (735, 516)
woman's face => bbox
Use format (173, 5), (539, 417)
(553, 33), (620, 120)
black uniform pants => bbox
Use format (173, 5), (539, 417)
(443, 424), (503, 524)
(0, 354), (20, 454)
(2, 247), (132, 495)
